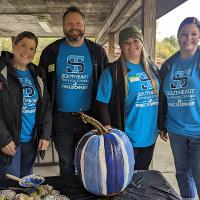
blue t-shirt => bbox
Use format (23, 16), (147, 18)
(163, 50), (200, 137)
(56, 42), (93, 112)
(16, 68), (39, 142)
(96, 61), (159, 147)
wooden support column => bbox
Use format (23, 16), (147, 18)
(11, 36), (15, 43)
(0, 42), (2, 54)
(142, 0), (156, 60)
(142, 0), (156, 170)
(108, 32), (115, 62)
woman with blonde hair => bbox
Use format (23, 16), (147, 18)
(96, 25), (160, 170)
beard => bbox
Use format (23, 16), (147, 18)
(64, 29), (85, 41)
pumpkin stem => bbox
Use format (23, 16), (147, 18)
(80, 112), (109, 134)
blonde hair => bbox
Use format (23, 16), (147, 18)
(119, 46), (158, 95)
(141, 47), (158, 93)
(119, 54), (128, 96)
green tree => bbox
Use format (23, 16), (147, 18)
(163, 35), (179, 48)
(0, 38), (12, 52)
(33, 37), (59, 65)
(156, 35), (179, 60)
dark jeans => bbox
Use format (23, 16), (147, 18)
(53, 111), (91, 176)
(169, 132), (200, 199)
(0, 141), (37, 179)
(133, 144), (155, 170)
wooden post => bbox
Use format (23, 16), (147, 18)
(142, 0), (156, 60)
(0, 42), (2, 54)
(11, 36), (15, 44)
(108, 32), (115, 62)
(142, 0), (157, 170)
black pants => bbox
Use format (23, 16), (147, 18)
(133, 144), (155, 170)
(53, 111), (91, 176)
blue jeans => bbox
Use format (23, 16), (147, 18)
(0, 141), (37, 179)
(53, 111), (91, 176)
(169, 132), (200, 199)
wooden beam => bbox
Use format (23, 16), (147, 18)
(142, 0), (156, 169)
(109, 0), (142, 32)
(96, 0), (142, 45)
(142, 0), (156, 60)
(108, 32), (115, 62)
(96, 0), (130, 43)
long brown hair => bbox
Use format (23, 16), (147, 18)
(141, 47), (158, 93)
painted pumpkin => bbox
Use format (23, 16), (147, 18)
(75, 113), (134, 196)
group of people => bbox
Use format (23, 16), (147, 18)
(0, 5), (199, 200)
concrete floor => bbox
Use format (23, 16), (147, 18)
(153, 138), (179, 194)
(33, 138), (199, 199)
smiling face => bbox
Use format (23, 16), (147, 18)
(63, 12), (85, 44)
(121, 37), (143, 64)
(178, 23), (200, 57)
(13, 37), (36, 69)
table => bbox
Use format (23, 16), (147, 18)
(0, 170), (181, 200)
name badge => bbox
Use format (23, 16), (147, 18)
(48, 64), (55, 72)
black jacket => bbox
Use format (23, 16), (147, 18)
(158, 47), (200, 133)
(96, 58), (160, 132)
(39, 37), (108, 115)
(0, 51), (52, 165)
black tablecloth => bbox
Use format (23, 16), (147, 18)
(0, 170), (181, 200)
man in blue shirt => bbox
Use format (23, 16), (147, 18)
(39, 6), (108, 176)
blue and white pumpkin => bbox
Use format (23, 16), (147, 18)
(75, 114), (134, 196)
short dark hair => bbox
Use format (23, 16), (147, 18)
(178, 17), (200, 34)
(63, 6), (85, 21)
(14, 31), (38, 47)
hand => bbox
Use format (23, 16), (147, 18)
(38, 139), (49, 151)
(159, 131), (168, 142)
(1, 141), (16, 156)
